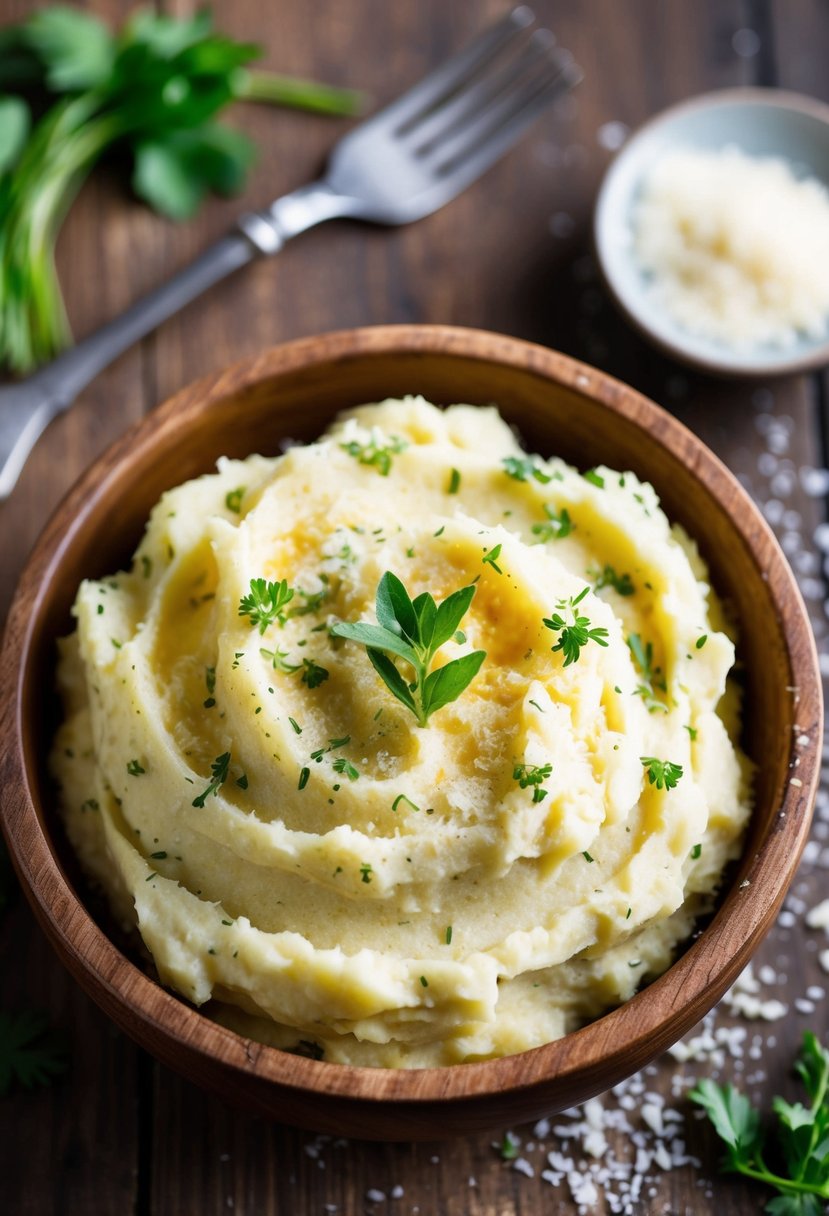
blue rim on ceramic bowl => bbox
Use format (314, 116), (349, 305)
(594, 88), (829, 378)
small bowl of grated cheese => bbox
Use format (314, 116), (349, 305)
(594, 88), (829, 376)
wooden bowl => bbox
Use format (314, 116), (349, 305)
(0, 325), (821, 1139)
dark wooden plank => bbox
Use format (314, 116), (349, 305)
(4, 1), (829, 1213)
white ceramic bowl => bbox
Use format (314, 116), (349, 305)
(594, 88), (829, 377)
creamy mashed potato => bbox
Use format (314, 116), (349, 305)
(52, 398), (751, 1067)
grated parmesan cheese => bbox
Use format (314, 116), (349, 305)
(633, 146), (829, 351)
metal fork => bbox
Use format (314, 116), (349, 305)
(0, 6), (581, 499)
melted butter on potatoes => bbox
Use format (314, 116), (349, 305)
(52, 397), (751, 1066)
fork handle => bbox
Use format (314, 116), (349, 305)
(0, 181), (348, 500)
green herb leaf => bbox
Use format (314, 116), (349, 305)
(239, 577), (294, 634)
(0, 96), (30, 174)
(300, 658), (329, 689)
(192, 751), (231, 807)
(640, 757), (683, 790)
(340, 434), (407, 476)
(482, 543), (503, 574)
(333, 571), (485, 726)
(24, 6), (114, 90)
(543, 588), (609, 666)
(502, 455), (552, 485)
(225, 486), (245, 513)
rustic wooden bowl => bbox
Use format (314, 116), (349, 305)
(0, 325), (821, 1140)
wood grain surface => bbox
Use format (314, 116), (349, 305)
(2, 0), (829, 1212)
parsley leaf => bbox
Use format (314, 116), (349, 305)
(0, 1009), (68, 1096)
(239, 577), (294, 634)
(691, 1034), (829, 1211)
(628, 632), (668, 711)
(543, 587), (609, 666)
(300, 658), (329, 689)
(332, 571), (485, 726)
(640, 756), (683, 790)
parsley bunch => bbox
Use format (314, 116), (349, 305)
(239, 577), (294, 633)
(0, 6), (362, 371)
(332, 571), (486, 726)
(692, 1033), (829, 1213)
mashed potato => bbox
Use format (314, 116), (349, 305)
(52, 398), (751, 1066)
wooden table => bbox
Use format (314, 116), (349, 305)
(3, 2), (829, 1211)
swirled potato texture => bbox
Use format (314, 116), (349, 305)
(52, 398), (751, 1066)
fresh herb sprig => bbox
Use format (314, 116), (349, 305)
(0, 7), (363, 372)
(628, 632), (668, 711)
(691, 1032), (829, 1213)
(543, 587), (609, 667)
(239, 577), (294, 634)
(331, 571), (485, 727)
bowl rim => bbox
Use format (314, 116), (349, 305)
(593, 86), (829, 378)
(0, 323), (822, 1106)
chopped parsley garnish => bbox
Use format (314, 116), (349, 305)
(592, 564), (635, 596)
(332, 757), (359, 781)
(298, 766), (310, 790)
(340, 432), (407, 476)
(392, 794), (419, 813)
(448, 468), (461, 494)
(445, 926), (453, 945)
(502, 454), (552, 485)
(359, 863), (373, 884)
(260, 646), (299, 674)
(204, 665), (216, 708)
(225, 486), (245, 514)
(482, 543), (503, 574)
(235, 773), (248, 790)
(685, 724), (698, 741)
(150, 851), (167, 860)
(583, 851), (594, 862)
(500, 1132), (520, 1161)
(300, 658), (329, 689)
(288, 717), (302, 735)
(531, 504), (573, 542)
(640, 756), (683, 790)
(192, 752), (231, 807)
(512, 761), (552, 804)
(543, 587), (609, 667)
(690, 843), (702, 859)
(696, 634), (708, 649)
(419, 975), (429, 987)
(331, 571), (486, 727)
(140, 554), (152, 579)
(583, 468), (605, 488)
(126, 759), (145, 776)
(628, 633), (668, 711)
(238, 577), (295, 634)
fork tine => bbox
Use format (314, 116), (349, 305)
(410, 28), (557, 157)
(430, 49), (582, 181)
(377, 6), (535, 134)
